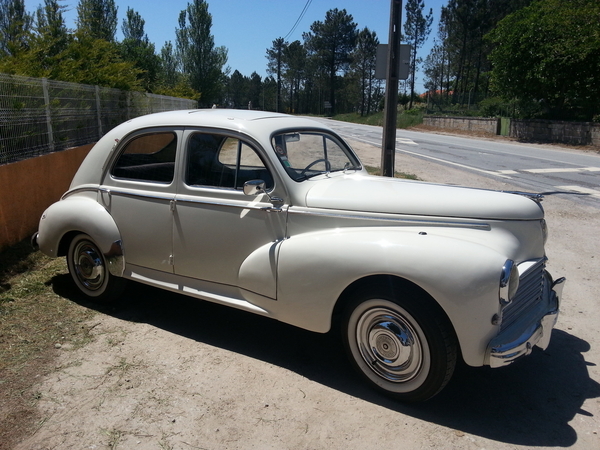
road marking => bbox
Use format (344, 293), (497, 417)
(396, 138), (418, 146)
(498, 170), (519, 175)
(398, 148), (513, 178)
(557, 186), (600, 198)
(524, 167), (600, 174)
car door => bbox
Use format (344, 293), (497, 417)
(173, 129), (287, 299)
(100, 128), (181, 273)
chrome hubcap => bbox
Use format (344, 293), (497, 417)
(73, 241), (105, 291)
(356, 307), (423, 383)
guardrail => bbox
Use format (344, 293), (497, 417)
(0, 73), (197, 165)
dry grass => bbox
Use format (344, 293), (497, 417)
(0, 240), (97, 450)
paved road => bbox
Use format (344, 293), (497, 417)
(313, 118), (600, 208)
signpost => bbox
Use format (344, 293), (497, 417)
(379, 0), (408, 177)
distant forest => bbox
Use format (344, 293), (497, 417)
(1, 0), (598, 121)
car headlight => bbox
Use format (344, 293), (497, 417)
(500, 260), (519, 306)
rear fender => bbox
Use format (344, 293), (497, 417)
(37, 196), (124, 276)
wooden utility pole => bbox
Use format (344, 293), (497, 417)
(381, 0), (403, 177)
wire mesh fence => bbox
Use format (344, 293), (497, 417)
(0, 73), (197, 165)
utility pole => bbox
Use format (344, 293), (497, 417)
(381, 0), (403, 177)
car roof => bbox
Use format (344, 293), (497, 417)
(121, 109), (330, 134)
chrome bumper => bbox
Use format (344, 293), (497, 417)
(31, 232), (39, 251)
(487, 274), (565, 368)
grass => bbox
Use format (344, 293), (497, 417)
(333, 108), (425, 129)
(0, 239), (97, 450)
(364, 165), (419, 180)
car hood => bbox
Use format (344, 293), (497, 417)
(304, 175), (544, 220)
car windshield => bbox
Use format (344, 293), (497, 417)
(271, 131), (361, 181)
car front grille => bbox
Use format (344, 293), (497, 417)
(501, 258), (546, 330)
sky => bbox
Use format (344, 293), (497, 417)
(24, 0), (447, 91)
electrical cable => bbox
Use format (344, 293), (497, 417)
(283, 0), (312, 41)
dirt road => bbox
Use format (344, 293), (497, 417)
(15, 137), (600, 450)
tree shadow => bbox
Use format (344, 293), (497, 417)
(52, 274), (599, 447)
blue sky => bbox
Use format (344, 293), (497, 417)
(25, 0), (447, 91)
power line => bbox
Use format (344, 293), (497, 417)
(283, 0), (312, 41)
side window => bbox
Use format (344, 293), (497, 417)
(111, 132), (177, 183)
(186, 133), (273, 190)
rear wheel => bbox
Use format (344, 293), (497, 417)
(67, 233), (125, 303)
(342, 287), (457, 402)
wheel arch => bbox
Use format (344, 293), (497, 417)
(332, 274), (458, 344)
(37, 197), (125, 277)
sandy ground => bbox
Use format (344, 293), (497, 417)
(15, 137), (600, 450)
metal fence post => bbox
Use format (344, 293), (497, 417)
(95, 85), (103, 138)
(42, 78), (55, 152)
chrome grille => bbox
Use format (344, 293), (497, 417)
(501, 258), (546, 330)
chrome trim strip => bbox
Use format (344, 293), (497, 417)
(175, 196), (279, 211)
(106, 190), (174, 201)
(289, 208), (491, 230)
(61, 186), (99, 200)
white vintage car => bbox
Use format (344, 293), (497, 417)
(33, 109), (565, 401)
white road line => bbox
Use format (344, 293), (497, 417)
(398, 148), (513, 179)
(557, 185), (600, 198)
(525, 167), (600, 174)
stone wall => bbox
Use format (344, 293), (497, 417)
(423, 116), (500, 135)
(423, 115), (600, 147)
(0, 144), (93, 251)
(510, 119), (600, 146)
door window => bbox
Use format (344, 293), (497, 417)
(111, 132), (177, 183)
(185, 133), (273, 189)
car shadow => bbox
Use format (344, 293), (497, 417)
(52, 274), (599, 447)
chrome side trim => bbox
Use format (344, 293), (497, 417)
(106, 190), (174, 202)
(289, 208), (491, 230)
(104, 240), (124, 277)
(175, 196), (281, 212)
(61, 186), (100, 200)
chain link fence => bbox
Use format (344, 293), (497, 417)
(0, 73), (197, 165)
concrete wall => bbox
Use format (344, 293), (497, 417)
(423, 116), (500, 135)
(510, 119), (600, 146)
(423, 116), (600, 147)
(0, 144), (93, 252)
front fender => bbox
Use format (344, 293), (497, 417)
(37, 196), (124, 276)
(276, 227), (507, 366)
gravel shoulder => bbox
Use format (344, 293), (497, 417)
(13, 136), (600, 450)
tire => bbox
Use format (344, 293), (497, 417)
(67, 233), (126, 303)
(342, 287), (457, 402)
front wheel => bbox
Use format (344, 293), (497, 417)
(67, 233), (126, 303)
(342, 290), (457, 402)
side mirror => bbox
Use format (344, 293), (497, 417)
(243, 180), (284, 211)
(243, 179), (266, 196)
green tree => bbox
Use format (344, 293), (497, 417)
(404, 0), (433, 109)
(119, 8), (160, 91)
(303, 8), (357, 115)
(266, 37), (286, 112)
(0, 0), (33, 56)
(176, 0), (227, 106)
(34, 0), (69, 57)
(487, 0), (600, 120)
(351, 27), (380, 116)
(76, 0), (117, 42)
(283, 40), (306, 113)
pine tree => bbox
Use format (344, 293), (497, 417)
(404, 0), (433, 109)
(76, 0), (117, 42)
(303, 9), (357, 115)
(175, 0), (227, 106)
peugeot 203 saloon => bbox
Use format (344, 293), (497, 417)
(33, 109), (565, 401)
